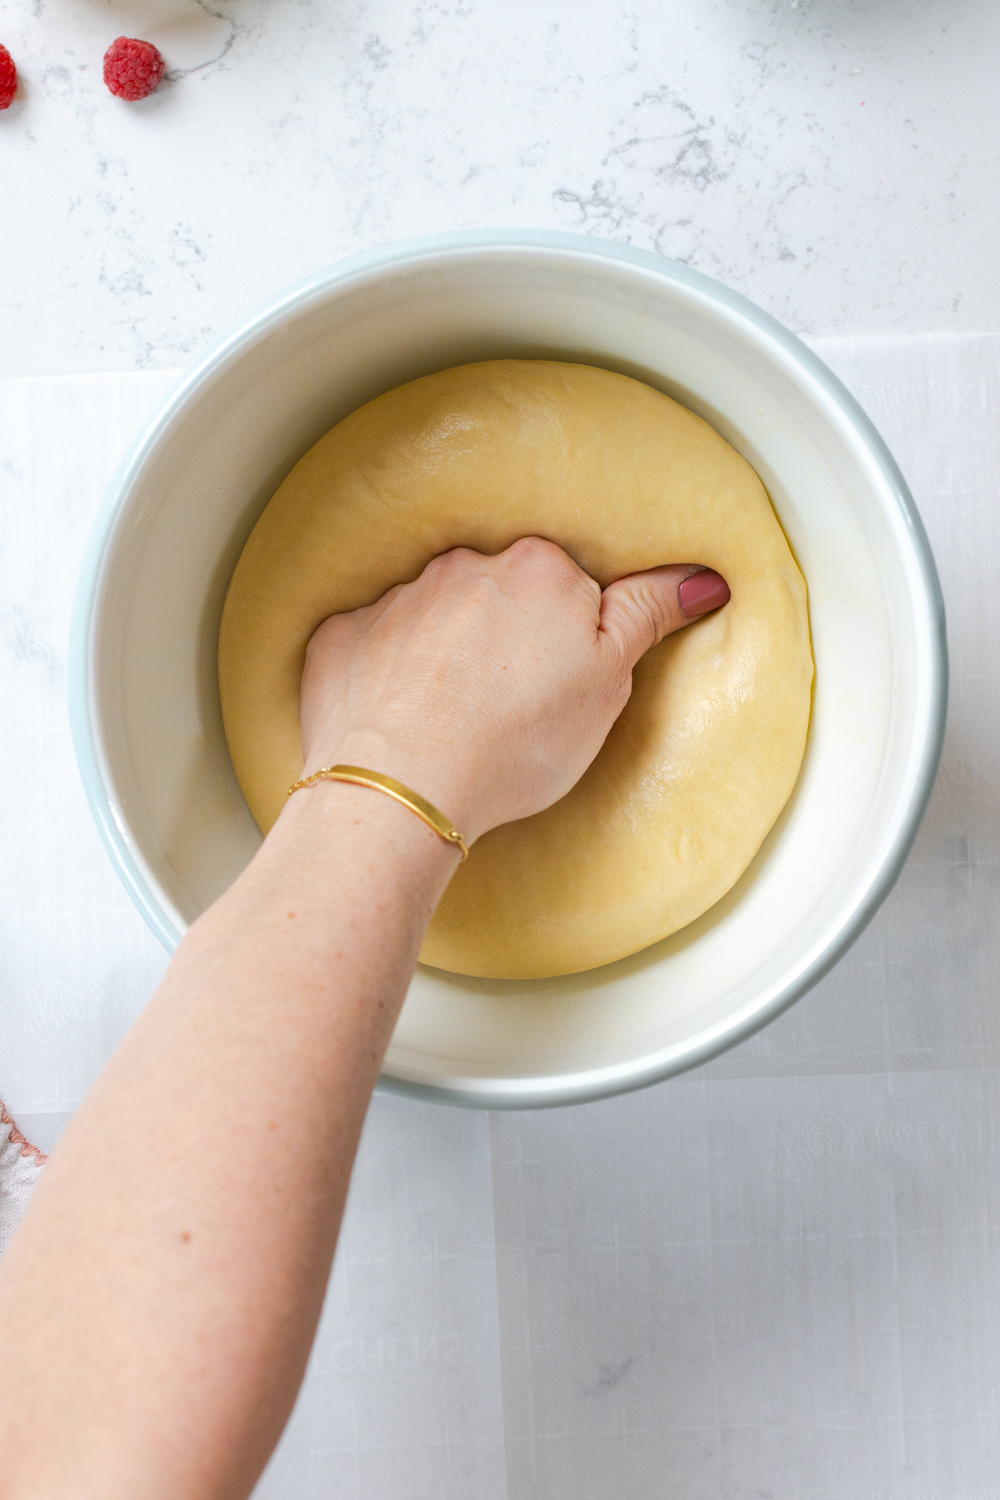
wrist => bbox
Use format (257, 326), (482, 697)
(275, 768), (465, 880)
(301, 731), (483, 847)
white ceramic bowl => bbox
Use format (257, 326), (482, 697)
(70, 230), (947, 1108)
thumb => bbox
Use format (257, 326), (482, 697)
(599, 565), (731, 666)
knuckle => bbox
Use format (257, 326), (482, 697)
(625, 583), (665, 651)
(508, 534), (551, 565)
(520, 535), (561, 562)
(511, 536), (586, 593)
(305, 616), (334, 655)
(425, 547), (461, 573)
(423, 546), (485, 589)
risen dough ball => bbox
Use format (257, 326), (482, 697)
(219, 360), (812, 979)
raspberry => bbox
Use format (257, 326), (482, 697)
(103, 36), (165, 101)
(0, 44), (17, 110)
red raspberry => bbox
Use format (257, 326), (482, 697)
(103, 36), (165, 101)
(0, 44), (17, 110)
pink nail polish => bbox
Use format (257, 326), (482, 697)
(678, 569), (731, 619)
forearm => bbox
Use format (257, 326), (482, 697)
(0, 538), (719, 1500)
(0, 781), (457, 1500)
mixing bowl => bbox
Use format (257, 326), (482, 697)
(70, 229), (947, 1108)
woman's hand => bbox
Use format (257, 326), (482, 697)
(300, 538), (729, 844)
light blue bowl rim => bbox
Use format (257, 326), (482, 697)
(69, 227), (948, 1110)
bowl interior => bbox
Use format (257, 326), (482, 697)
(82, 239), (942, 1105)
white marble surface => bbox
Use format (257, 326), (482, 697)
(2, 0), (1000, 378)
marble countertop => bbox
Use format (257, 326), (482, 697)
(4, 7), (1000, 1496)
(2, 0), (999, 377)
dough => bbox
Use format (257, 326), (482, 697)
(219, 360), (812, 979)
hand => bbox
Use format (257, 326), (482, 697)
(299, 538), (729, 846)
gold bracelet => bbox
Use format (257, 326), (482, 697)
(287, 764), (469, 860)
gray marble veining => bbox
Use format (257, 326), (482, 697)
(1, 0), (998, 377)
